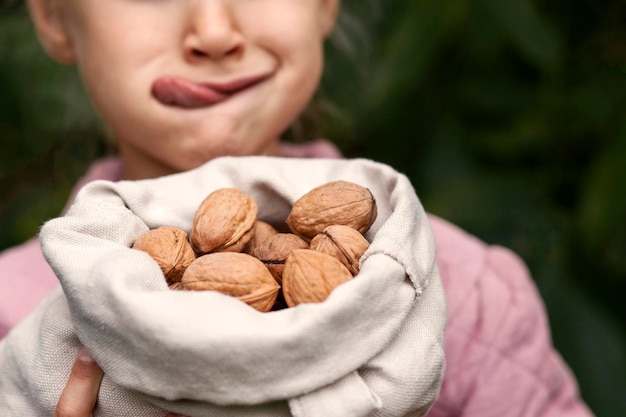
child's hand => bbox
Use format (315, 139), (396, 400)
(55, 347), (188, 417)
(54, 347), (103, 417)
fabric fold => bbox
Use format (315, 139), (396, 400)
(289, 371), (382, 417)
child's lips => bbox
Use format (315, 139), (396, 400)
(151, 74), (267, 108)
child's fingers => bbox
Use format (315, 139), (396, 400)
(54, 347), (104, 417)
(53, 347), (189, 417)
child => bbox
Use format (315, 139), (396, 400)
(0, 0), (594, 416)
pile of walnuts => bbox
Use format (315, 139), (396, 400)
(131, 180), (377, 312)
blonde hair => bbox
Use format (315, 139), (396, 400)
(285, 0), (380, 144)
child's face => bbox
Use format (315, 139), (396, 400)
(30, 0), (338, 179)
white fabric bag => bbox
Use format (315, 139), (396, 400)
(0, 156), (446, 417)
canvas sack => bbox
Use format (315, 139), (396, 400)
(0, 156), (446, 417)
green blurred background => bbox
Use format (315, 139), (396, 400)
(1, 1), (625, 415)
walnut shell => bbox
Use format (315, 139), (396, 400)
(286, 181), (377, 241)
(253, 233), (309, 284)
(181, 252), (280, 312)
(242, 220), (279, 255)
(132, 226), (196, 284)
(190, 188), (258, 255)
(168, 281), (185, 291)
(282, 249), (353, 307)
(309, 225), (370, 275)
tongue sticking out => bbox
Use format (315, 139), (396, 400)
(151, 77), (229, 108)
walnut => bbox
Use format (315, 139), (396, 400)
(190, 188), (258, 255)
(181, 252), (280, 312)
(252, 233), (309, 284)
(286, 180), (377, 241)
(132, 226), (196, 284)
(242, 220), (279, 255)
(282, 249), (353, 307)
(309, 225), (370, 275)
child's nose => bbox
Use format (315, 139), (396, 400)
(184, 1), (244, 61)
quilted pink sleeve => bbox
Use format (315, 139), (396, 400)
(427, 215), (594, 417)
(0, 156), (124, 340)
(0, 238), (59, 340)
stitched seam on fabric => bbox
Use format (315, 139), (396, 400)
(444, 323), (559, 389)
(362, 250), (427, 297)
(442, 248), (489, 320)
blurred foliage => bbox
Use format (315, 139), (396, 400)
(1, 1), (625, 416)
(325, 1), (626, 416)
(0, 3), (110, 250)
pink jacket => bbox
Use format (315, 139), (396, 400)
(0, 142), (593, 417)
